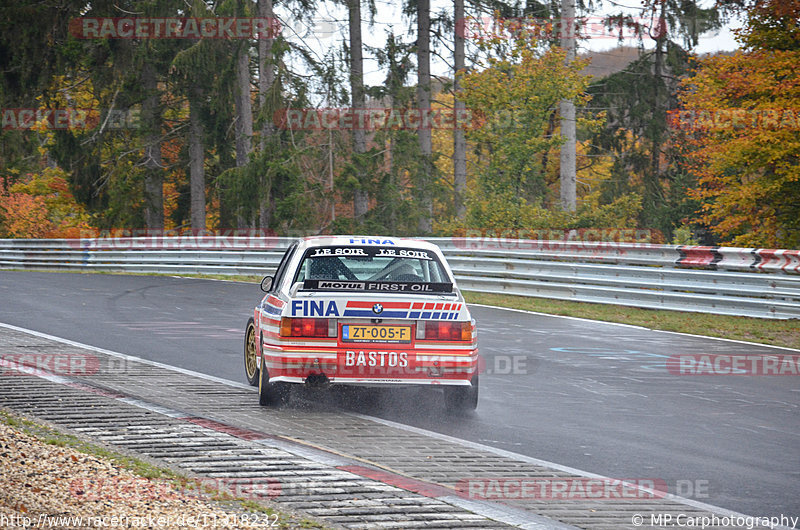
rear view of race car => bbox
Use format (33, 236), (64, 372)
(244, 236), (479, 412)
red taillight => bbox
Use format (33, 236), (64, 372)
(422, 321), (472, 341)
(280, 317), (331, 338)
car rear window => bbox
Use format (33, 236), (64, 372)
(294, 246), (453, 293)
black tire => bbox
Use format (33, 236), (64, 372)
(244, 318), (259, 386)
(258, 357), (289, 406)
(444, 374), (479, 413)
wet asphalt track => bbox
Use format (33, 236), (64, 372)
(0, 270), (797, 518)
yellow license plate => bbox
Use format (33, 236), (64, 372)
(342, 325), (411, 343)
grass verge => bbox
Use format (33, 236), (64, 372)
(464, 291), (800, 351)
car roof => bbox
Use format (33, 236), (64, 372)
(297, 236), (442, 253)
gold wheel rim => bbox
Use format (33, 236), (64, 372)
(245, 325), (257, 379)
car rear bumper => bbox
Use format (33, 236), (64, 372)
(260, 347), (478, 386)
(269, 376), (474, 386)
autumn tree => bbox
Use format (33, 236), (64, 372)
(459, 30), (593, 226)
(678, 0), (800, 248)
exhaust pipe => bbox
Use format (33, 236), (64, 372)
(304, 373), (330, 388)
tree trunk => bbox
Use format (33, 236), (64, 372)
(559, 0), (577, 212)
(417, 0), (433, 233)
(453, 0), (467, 220)
(386, 94), (397, 232)
(648, 0), (668, 205)
(189, 87), (206, 230)
(141, 62), (164, 230)
(348, 0), (369, 220)
(234, 40), (254, 229)
(328, 128), (336, 223)
(258, 0), (275, 230)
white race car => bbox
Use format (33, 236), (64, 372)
(244, 236), (479, 411)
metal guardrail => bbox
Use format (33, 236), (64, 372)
(1, 237), (799, 319)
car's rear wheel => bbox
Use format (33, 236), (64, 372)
(244, 318), (259, 386)
(444, 374), (479, 413)
(258, 359), (289, 406)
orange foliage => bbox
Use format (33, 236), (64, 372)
(0, 194), (52, 238)
(0, 168), (92, 238)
